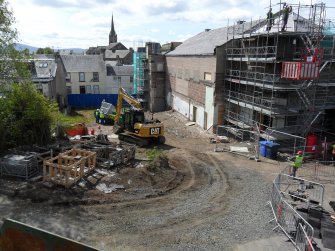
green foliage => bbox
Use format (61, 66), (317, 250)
(36, 47), (54, 55)
(146, 147), (163, 161)
(51, 109), (94, 127)
(146, 147), (167, 173)
(0, 1), (54, 153)
(0, 83), (53, 152)
(0, 0), (31, 84)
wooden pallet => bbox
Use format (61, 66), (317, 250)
(43, 148), (96, 188)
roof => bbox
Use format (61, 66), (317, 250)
(166, 11), (325, 56)
(109, 65), (133, 76)
(167, 21), (263, 56)
(60, 55), (105, 72)
(161, 42), (182, 54)
(33, 54), (54, 60)
(105, 50), (131, 60)
(106, 42), (127, 50)
(105, 61), (118, 66)
(252, 12), (313, 34)
(32, 55), (57, 80)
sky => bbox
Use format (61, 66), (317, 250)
(9, 0), (335, 50)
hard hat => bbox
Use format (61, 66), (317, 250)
(297, 150), (303, 155)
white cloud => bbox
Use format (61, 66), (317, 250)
(9, 0), (335, 49)
(148, 28), (160, 33)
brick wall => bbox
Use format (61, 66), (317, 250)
(188, 80), (206, 105)
(166, 55), (216, 105)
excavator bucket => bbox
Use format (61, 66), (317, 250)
(0, 219), (99, 251)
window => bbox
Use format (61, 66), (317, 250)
(86, 85), (92, 94)
(157, 63), (164, 72)
(93, 72), (99, 82)
(114, 76), (121, 84)
(66, 73), (71, 82)
(106, 66), (113, 76)
(38, 62), (48, 68)
(130, 76), (133, 83)
(204, 72), (212, 81)
(93, 85), (100, 94)
(79, 85), (86, 94)
(79, 72), (85, 82)
(66, 86), (72, 95)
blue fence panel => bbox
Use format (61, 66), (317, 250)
(68, 94), (119, 108)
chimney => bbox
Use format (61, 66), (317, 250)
(237, 20), (246, 25)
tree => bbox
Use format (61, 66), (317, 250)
(36, 47), (54, 54)
(0, 0), (31, 84)
(36, 48), (44, 54)
(0, 1), (54, 152)
(0, 83), (53, 151)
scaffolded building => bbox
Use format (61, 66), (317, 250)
(133, 47), (147, 101)
(221, 3), (335, 141)
(133, 43), (166, 112)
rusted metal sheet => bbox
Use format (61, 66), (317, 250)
(0, 219), (99, 251)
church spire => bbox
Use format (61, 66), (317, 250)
(109, 14), (117, 44)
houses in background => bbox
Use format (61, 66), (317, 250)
(61, 15), (134, 103)
(31, 54), (67, 108)
(31, 15), (134, 109)
(61, 54), (106, 95)
(106, 64), (134, 94)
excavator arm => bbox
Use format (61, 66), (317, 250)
(115, 87), (142, 123)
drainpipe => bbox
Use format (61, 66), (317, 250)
(188, 98), (191, 120)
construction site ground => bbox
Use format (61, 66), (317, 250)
(0, 110), (334, 251)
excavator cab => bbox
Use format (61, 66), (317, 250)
(122, 109), (145, 132)
(113, 88), (165, 146)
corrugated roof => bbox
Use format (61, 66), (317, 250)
(60, 55), (105, 72)
(167, 20), (262, 56)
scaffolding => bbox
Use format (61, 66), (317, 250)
(133, 48), (148, 103)
(222, 2), (335, 148)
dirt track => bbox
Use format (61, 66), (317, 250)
(78, 111), (279, 250)
(0, 111), (280, 250)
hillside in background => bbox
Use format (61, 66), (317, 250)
(15, 43), (86, 54)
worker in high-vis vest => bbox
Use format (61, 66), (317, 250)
(95, 109), (100, 123)
(331, 144), (335, 161)
(99, 111), (105, 125)
(291, 151), (303, 177)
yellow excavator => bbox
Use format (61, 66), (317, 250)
(113, 87), (165, 146)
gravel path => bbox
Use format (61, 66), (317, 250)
(79, 150), (277, 250)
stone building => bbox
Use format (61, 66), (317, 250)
(165, 5), (335, 137)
